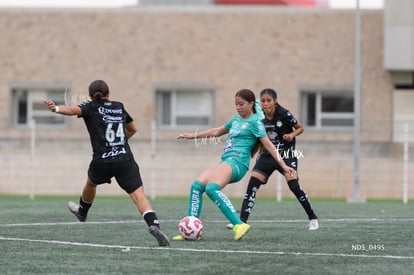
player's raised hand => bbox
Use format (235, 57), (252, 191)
(44, 100), (57, 112)
(284, 167), (296, 179)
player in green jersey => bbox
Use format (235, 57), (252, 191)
(227, 88), (319, 231)
(173, 89), (295, 241)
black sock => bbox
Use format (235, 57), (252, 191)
(143, 211), (160, 228)
(287, 179), (318, 220)
(240, 177), (263, 223)
(78, 197), (92, 217)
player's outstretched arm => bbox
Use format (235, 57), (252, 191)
(178, 126), (228, 140)
(44, 100), (82, 116)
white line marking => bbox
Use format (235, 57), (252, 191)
(1, 236), (413, 260)
(0, 220), (140, 227)
(1, 218), (413, 227)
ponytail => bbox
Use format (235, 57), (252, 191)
(89, 80), (109, 101)
(93, 92), (103, 101)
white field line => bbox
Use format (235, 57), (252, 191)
(0, 218), (414, 227)
(0, 236), (413, 260)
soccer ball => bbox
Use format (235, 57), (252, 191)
(178, 216), (203, 241)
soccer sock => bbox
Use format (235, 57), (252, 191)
(205, 183), (242, 225)
(287, 179), (318, 220)
(78, 197), (92, 217)
(240, 177), (262, 223)
(143, 211), (160, 228)
(187, 180), (205, 218)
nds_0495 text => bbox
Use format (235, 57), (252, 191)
(351, 244), (385, 251)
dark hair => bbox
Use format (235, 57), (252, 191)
(89, 80), (109, 101)
(260, 88), (282, 108)
(236, 89), (261, 157)
(260, 88), (277, 99)
(235, 89), (256, 113)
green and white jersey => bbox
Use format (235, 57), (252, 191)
(222, 113), (267, 169)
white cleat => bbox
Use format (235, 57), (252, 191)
(309, 219), (319, 230)
(226, 223), (234, 229)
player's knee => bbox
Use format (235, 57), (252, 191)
(205, 183), (220, 198)
(191, 180), (206, 193)
(251, 172), (267, 184)
(287, 179), (300, 192)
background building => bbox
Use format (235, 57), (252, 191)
(0, 0), (412, 200)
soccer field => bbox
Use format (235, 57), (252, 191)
(1, 196), (413, 274)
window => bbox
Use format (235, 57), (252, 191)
(155, 85), (214, 129)
(10, 84), (69, 128)
(301, 90), (354, 129)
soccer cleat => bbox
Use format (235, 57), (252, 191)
(149, 225), (170, 247)
(172, 235), (185, 241)
(309, 219), (319, 230)
(68, 201), (87, 222)
(171, 235), (201, 241)
(233, 223), (250, 241)
(226, 223), (234, 229)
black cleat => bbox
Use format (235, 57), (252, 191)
(149, 225), (170, 247)
(68, 201), (87, 222)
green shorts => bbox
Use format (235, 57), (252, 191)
(221, 157), (249, 183)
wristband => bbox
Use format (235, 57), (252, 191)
(55, 106), (60, 113)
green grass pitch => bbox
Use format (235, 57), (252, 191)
(1, 195), (413, 274)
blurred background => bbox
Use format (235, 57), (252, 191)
(1, 0), (413, 202)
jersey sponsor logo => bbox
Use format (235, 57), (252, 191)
(230, 121), (240, 136)
(229, 128), (240, 136)
(224, 137), (234, 152)
(103, 115), (122, 123)
(98, 106), (123, 115)
(98, 106), (124, 123)
(101, 147), (126, 159)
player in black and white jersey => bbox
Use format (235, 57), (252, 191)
(44, 80), (170, 246)
(227, 88), (319, 231)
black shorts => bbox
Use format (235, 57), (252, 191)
(252, 153), (298, 184)
(87, 159), (143, 194)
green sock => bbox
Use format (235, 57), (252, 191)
(187, 180), (205, 218)
(205, 183), (242, 225)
